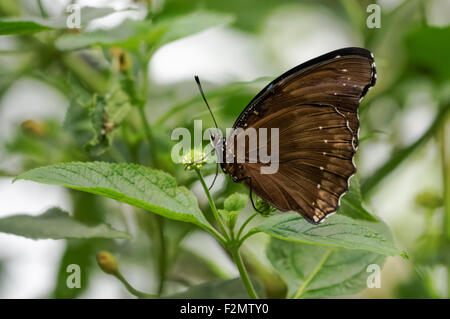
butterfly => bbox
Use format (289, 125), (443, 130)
(195, 47), (376, 224)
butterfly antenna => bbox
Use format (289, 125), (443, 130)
(194, 76), (219, 130)
(194, 76), (220, 190)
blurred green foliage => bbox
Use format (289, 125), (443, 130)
(0, 0), (449, 299)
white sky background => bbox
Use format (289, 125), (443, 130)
(0, 0), (448, 298)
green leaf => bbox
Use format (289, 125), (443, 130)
(255, 213), (404, 256)
(15, 162), (212, 230)
(406, 26), (450, 81)
(55, 10), (234, 51)
(161, 0), (286, 32)
(87, 90), (131, 155)
(151, 10), (234, 48)
(74, 6), (119, 28)
(0, 207), (130, 240)
(339, 177), (378, 221)
(55, 19), (138, 51)
(267, 238), (385, 298)
(0, 6), (119, 32)
(63, 100), (94, 147)
(224, 193), (248, 212)
(0, 20), (52, 35)
(166, 278), (263, 299)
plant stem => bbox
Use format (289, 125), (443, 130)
(195, 168), (259, 298)
(114, 271), (156, 299)
(37, 0), (48, 18)
(155, 215), (167, 296)
(238, 230), (260, 247)
(439, 112), (450, 298)
(237, 212), (258, 240)
(292, 247), (334, 299)
(137, 105), (155, 160)
(195, 169), (230, 241)
(441, 113), (450, 239)
(230, 247), (259, 299)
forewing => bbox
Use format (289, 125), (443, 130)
(233, 47), (376, 147)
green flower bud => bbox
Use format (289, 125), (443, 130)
(97, 251), (119, 275)
(415, 190), (443, 210)
(255, 198), (276, 217)
(21, 120), (46, 137)
(224, 193), (248, 212)
(182, 148), (207, 170)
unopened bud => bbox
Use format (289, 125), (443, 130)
(21, 120), (46, 136)
(255, 199), (276, 217)
(96, 251), (118, 275)
(182, 148), (207, 170)
(415, 190), (443, 210)
(110, 47), (132, 71)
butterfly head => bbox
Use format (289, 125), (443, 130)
(209, 132), (224, 150)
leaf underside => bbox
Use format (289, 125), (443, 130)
(267, 238), (385, 298)
(257, 213), (403, 256)
(0, 207), (130, 240)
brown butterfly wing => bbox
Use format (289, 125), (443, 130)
(233, 47), (376, 148)
(223, 47), (376, 224)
